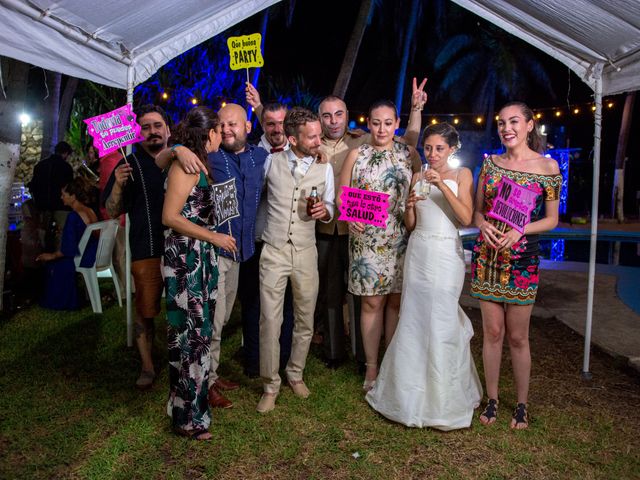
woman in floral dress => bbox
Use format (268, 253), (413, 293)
(338, 100), (421, 391)
(470, 101), (562, 430)
(162, 107), (237, 441)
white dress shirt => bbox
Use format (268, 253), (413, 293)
(263, 149), (335, 223)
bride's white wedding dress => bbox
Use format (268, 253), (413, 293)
(366, 179), (482, 430)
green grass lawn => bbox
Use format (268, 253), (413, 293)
(0, 292), (639, 479)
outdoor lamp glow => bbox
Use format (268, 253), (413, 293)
(19, 113), (31, 125)
(448, 157), (461, 168)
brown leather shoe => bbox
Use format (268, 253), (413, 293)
(208, 386), (233, 409)
(214, 377), (240, 391)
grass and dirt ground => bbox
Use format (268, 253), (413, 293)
(0, 290), (639, 479)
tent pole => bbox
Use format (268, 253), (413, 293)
(582, 63), (603, 379)
(125, 66), (134, 348)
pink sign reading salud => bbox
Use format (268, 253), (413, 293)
(84, 105), (144, 157)
(487, 177), (537, 234)
(338, 186), (390, 228)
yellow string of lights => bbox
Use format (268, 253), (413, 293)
(352, 99), (617, 125)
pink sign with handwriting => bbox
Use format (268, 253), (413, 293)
(84, 105), (144, 157)
(338, 186), (390, 228)
(487, 177), (537, 234)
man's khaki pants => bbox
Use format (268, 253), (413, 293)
(209, 255), (240, 383)
(259, 242), (318, 393)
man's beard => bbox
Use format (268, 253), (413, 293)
(223, 137), (247, 153)
(296, 144), (319, 158)
(267, 132), (285, 147)
(145, 142), (164, 153)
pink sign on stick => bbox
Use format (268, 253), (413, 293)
(338, 186), (390, 228)
(84, 105), (144, 157)
(487, 177), (537, 234)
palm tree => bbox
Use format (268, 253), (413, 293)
(333, 0), (375, 99)
(434, 22), (555, 147)
(393, 0), (421, 112)
(611, 91), (635, 221)
(0, 56), (30, 311)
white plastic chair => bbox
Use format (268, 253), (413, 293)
(74, 219), (122, 314)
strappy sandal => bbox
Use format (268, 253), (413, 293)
(362, 363), (377, 393)
(510, 403), (529, 429)
(479, 398), (499, 425)
(173, 427), (212, 441)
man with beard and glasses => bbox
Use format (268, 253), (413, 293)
(255, 107), (334, 413)
(170, 103), (268, 409)
(103, 104), (170, 390)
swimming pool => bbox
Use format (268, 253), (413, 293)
(460, 227), (640, 314)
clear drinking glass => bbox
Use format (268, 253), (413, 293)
(419, 162), (431, 196)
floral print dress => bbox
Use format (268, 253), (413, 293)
(164, 172), (219, 433)
(470, 156), (562, 305)
(348, 142), (413, 296)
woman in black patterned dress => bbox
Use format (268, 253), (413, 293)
(162, 107), (237, 440)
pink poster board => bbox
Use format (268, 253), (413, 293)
(338, 186), (390, 228)
(487, 177), (537, 234)
(84, 105), (144, 157)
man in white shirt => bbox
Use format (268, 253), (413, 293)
(256, 107), (334, 413)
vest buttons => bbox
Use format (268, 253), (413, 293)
(291, 221), (294, 224)
(292, 209), (295, 213)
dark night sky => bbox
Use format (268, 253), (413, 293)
(236, 0), (638, 216)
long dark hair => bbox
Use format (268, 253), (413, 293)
(499, 101), (545, 154)
(170, 106), (219, 162)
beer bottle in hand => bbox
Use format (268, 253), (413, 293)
(307, 186), (319, 217)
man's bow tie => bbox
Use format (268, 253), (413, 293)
(270, 146), (284, 153)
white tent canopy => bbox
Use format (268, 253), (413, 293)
(452, 0), (640, 96)
(0, 0), (280, 89)
(1, 0), (639, 375)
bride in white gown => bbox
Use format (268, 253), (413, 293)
(366, 123), (482, 430)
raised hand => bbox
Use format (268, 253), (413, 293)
(245, 82), (262, 109)
(411, 77), (428, 111)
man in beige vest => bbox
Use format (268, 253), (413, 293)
(257, 107), (335, 413)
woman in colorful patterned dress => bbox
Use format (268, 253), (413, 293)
(162, 107), (237, 441)
(338, 100), (421, 392)
(470, 101), (562, 429)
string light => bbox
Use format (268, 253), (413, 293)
(431, 118), (437, 125)
(191, 98), (198, 105)
(358, 115), (365, 123)
(535, 113), (542, 119)
(475, 116), (483, 124)
(221, 101), (227, 107)
(573, 108), (580, 114)
(161, 92), (169, 100)
(453, 118), (459, 125)
(591, 105), (596, 111)
(607, 102), (614, 108)
(555, 110), (561, 117)
(494, 115), (499, 121)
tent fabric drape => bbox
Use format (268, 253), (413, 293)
(0, 0), (281, 88)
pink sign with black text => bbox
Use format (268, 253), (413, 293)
(338, 186), (390, 228)
(84, 105), (144, 157)
(487, 177), (537, 234)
